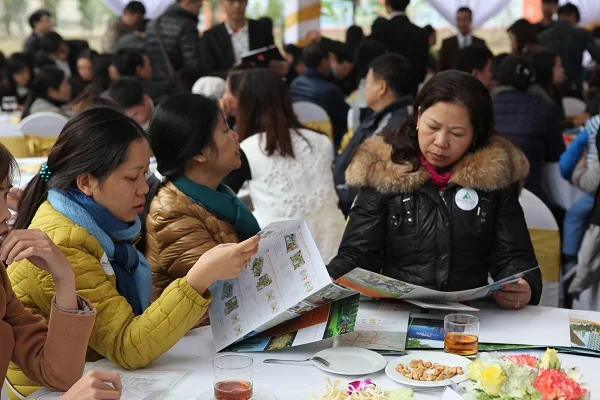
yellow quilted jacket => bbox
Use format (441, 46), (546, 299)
(6, 201), (212, 398)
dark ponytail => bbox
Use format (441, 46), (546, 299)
(497, 56), (536, 93)
(382, 70), (494, 170)
(15, 106), (147, 229)
(22, 65), (65, 119)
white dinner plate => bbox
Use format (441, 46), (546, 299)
(385, 352), (471, 388)
(312, 347), (387, 376)
(197, 387), (276, 399)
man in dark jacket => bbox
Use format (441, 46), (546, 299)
(24, 9), (53, 55)
(145, 0), (203, 87)
(201, 0), (275, 79)
(334, 53), (413, 215)
(383, 0), (428, 96)
(455, 45), (494, 92)
(438, 7), (486, 72)
(540, 3), (600, 97)
(114, 49), (179, 104)
(330, 44), (358, 97)
(536, 0), (559, 33)
(290, 43), (349, 148)
(102, 1), (146, 53)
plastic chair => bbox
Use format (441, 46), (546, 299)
(293, 102), (334, 142)
(18, 112), (68, 157)
(0, 113), (27, 157)
(542, 162), (585, 210)
(563, 97), (587, 117)
(518, 189), (560, 307)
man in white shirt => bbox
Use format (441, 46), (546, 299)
(201, 0), (284, 78)
(438, 7), (486, 71)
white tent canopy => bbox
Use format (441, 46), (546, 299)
(101, 0), (172, 20)
(426, 0), (508, 29)
(100, 0), (600, 27)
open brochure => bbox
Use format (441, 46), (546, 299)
(209, 220), (357, 351)
(569, 310), (600, 354)
(335, 267), (540, 303)
(334, 301), (410, 354)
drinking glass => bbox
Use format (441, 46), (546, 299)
(2, 96), (17, 112)
(213, 354), (253, 400)
(444, 314), (480, 357)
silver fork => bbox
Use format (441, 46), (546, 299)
(263, 356), (331, 367)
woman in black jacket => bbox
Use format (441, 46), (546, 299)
(327, 70), (543, 309)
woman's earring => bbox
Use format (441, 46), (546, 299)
(416, 125), (419, 132)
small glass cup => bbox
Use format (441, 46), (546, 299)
(213, 354), (253, 400)
(444, 314), (480, 357)
(2, 96), (17, 112)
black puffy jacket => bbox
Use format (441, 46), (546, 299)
(327, 135), (543, 305)
(145, 5), (202, 84)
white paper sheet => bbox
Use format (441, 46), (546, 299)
(26, 370), (190, 400)
(474, 303), (571, 347)
(403, 299), (479, 311)
(440, 387), (464, 400)
(209, 220), (334, 351)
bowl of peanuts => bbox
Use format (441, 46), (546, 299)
(385, 351), (470, 387)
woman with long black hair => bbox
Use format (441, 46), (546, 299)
(21, 65), (71, 118)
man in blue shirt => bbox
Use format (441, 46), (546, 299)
(290, 43), (349, 148)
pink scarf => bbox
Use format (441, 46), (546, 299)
(419, 154), (452, 191)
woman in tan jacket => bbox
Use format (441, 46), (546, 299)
(0, 143), (127, 399)
(146, 94), (261, 300)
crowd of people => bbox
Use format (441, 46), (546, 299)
(0, 0), (599, 397)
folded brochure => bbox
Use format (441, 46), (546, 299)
(335, 266), (540, 303)
(209, 220), (356, 351)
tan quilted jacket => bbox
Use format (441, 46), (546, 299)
(145, 182), (240, 301)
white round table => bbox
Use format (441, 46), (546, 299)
(90, 326), (599, 400)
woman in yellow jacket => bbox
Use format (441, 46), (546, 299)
(7, 106), (259, 397)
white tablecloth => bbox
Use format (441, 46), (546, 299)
(0, 113), (21, 137)
(90, 326), (599, 400)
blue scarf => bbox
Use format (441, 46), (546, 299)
(172, 176), (261, 240)
(48, 188), (151, 315)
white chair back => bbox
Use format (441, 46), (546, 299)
(542, 162), (585, 210)
(293, 102), (334, 142)
(519, 189), (560, 307)
(563, 97), (587, 117)
(520, 189), (559, 230)
(293, 102), (330, 124)
(18, 112), (68, 137)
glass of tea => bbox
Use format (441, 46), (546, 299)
(444, 314), (480, 357)
(2, 96), (17, 113)
(213, 354), (253, 400)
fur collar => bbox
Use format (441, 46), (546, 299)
(345, 135), (529, 194)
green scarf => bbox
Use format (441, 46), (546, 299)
(172, 176), (261, 240)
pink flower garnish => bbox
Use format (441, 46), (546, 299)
(348, 379), (375, 394)
(506, 354), (539, 367)
(534, 369), (587, 400)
